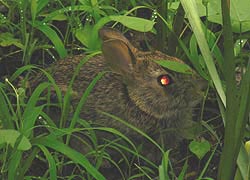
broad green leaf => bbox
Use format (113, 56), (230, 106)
(155, 60), (194, 74)
(0, 129), (31, 150)
(189, 139), (211, 160)
(109, 15), (155, 32)
(87, 15), (155, 51)
(207, 0), (250, 33)
(75, 24), (93, 48)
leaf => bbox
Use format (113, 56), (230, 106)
(34, 21), (67, 58)
(31, 0), (37, 22)
(86, 15), (155, 51)
(22, 82), (51, 136)
(37, 0), (49, 14)
(38, 145), (57, 180)
(109, 15), (155, 32)
(0, 85), (14, 129)
(189, 139), (211, 160)
(42, 5), (92, 22)
(178, 160), (188, 180)
(207, 0), (250, 33)
(155, 60), (194, 74)
(0, 32), (23, 48)
(159, 150), (170, 180)
(0, 129), (31, 151)
(35, 136), (105, 180)
(181, 0), (226, 107)
(236, 145), (250, 180)
(75, 24), (93, 48)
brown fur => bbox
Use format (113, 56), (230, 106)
(32, 28), (205, 152)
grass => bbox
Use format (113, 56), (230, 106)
(0, 0), (250, 180)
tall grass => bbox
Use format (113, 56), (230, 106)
(180, 0), (250, 179)
(0, 60), (107, 179)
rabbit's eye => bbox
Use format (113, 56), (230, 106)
(158, 75), (172, 86)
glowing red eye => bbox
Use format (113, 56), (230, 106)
(158, 75), (172, 86)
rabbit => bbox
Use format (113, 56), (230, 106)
(33, 28), (206, 141)
(30, 28), (206, 172)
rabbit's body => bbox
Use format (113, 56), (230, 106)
(42, 33), (204, 143)
(27, 29), (207, 178)
(32, 28), (205, 149)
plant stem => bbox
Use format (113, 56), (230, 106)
(156, 0), (168, 52)
(167, 4), (184, 55)
(218, 0), (238, 179)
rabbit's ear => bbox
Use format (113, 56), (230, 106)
(101, 38), (136, 75)
(99, 28), (136, 52)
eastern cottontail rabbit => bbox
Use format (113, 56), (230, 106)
(34, 28), (206, 140)
(27, 28), (207, 178)
(32, 27), (206, 159)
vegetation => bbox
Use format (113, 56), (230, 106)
(0, 0), (249, 179)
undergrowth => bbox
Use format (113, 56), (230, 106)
(0, 0), (250, 180)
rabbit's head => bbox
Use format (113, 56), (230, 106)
(99, 28), (206, 120)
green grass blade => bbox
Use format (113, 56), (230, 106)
(64, 71), (105, 144)
(59, 52), (102, 131)
(9, 65), (63, 110)
(22, 82), (50, 136)
(235, 62), (250, 144)
(159, 150), (170, 180)
(0, 84), (15, 128)
(92, 127), (138, 154)
(100, 111), (164, 154)
(9, 65), (37, 81)
(38, 145), (57, 180)
(234, 62), (250, 179)
(180, 0), (226, 107)
(178, 160), (188, 180)
(34, 21), (67, 58)
(8, 151), (22, 180)
(42, 5), (92, 22)
(30, 0), (37, 23)
(37, 0), (49, 13)
(34, 136), (105, 180)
